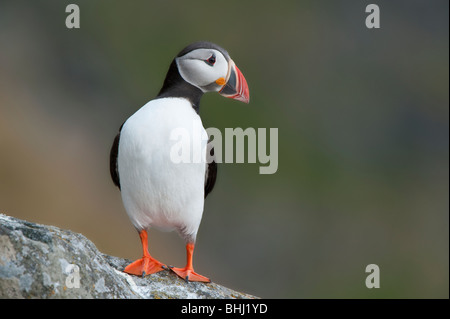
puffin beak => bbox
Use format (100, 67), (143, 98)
(218, 60), (250, 104)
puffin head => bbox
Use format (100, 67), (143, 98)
(157, 41), (250, 109)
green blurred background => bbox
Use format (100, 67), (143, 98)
(0, 0), (448, 298)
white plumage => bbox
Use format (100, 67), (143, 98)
(118, 97), (208, 242)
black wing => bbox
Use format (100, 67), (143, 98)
(204, 145), (217, 198)
(110, 123), (124, 190)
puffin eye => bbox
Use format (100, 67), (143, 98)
(205, 54), (216, 66)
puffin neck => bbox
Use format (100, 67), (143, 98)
(156, 60), (204, 114)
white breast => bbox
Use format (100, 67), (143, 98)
(117, 97), (208, 241)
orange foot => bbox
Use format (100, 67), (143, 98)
(170, 266), (210, 283)
(124, 229), (166, 277)
(124, 256), (166, 277)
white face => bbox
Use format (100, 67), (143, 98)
(176, 48), (229, 92)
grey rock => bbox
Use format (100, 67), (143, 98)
(0, 214), (256, 299)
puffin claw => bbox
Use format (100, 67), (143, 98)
(170, 267), (210, 283)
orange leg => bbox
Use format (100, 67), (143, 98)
(124, 230), (165, 277)
(171, 243), (210, 283)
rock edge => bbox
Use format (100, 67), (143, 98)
(0, 214), (256, 299)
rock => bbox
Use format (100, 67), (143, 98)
(0, 214), (256, 299)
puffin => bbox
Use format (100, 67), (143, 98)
(110, 41), (249, 282)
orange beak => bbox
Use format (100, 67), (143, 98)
(219, 60), (250, 104)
